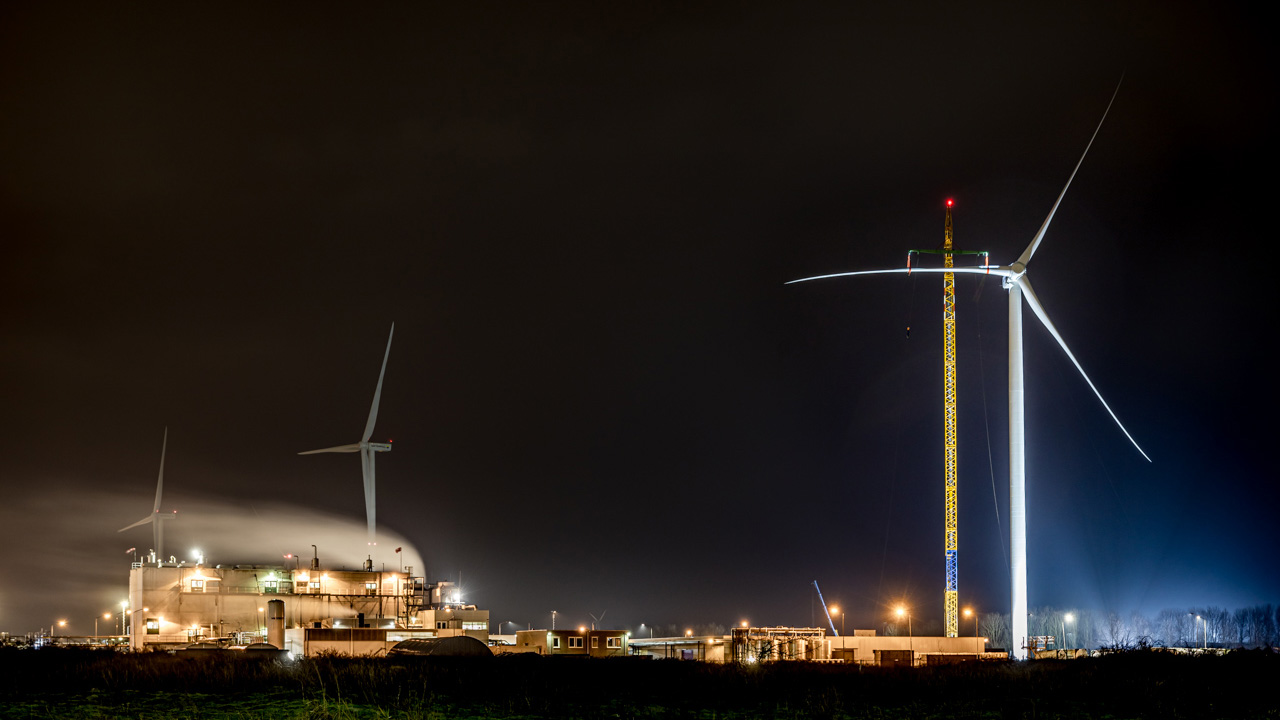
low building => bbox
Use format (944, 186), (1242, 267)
(506, 629), (629, 657)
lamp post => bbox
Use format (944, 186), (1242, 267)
(963, 608), (979, 654)
(258, 607), (265, 637)
(1193, 614), (1206, 650)
(895, 606), (912, 660)
(830, 605), (844, 637)
(1062, 613), (1074, 653)
(53, 619), (66, 637)
(95, 613), (111, 640)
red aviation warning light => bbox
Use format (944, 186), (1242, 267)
(946, 198), (954, 207)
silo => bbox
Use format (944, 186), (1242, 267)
(267, 599), (285, 649)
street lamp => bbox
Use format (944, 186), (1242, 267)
(54, 619), (66, 637)
(963, 608), (979, 654)
(95, 613), (111, 640)
(685, 629), (693, 637)
(830, 605), (844, 637)
(1193, 614), (1206, 650)
(895, 606), (912, 658)
(1063, 613), (1075, 652)
(258, 607), (265, 637)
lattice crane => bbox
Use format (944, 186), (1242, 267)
(906, 200), (987, 638)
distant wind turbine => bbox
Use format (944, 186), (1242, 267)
(789, 82), (1149, 660)
(300, 323), (395, 545)
(118, 427), (177, 560)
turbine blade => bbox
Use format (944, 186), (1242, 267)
(118, 515), (154, 532)
(787, 266), (1009, 285)
(362, 447), (377, 540)
(298, 443), (362, 455)
(361, 323), (395, 444)
(1018, 276), (1151, 461)
(1016, 77), (1123, 267)
(153, 427), (167, 513)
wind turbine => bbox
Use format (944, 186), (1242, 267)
(788, 83), (1149, 660)
(118, 427), (177, 561)
(300, 323), (395, 545)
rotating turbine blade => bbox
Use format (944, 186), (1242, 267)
(153, 427), (168, 512)
(362, 323), (395, 444)
(787, 266), (1008, 285)
(1018, 276), (1151, 461)
(118, 515), (153, 533)
(298, 443), (362, 455)
(362, 447), (377, 541)
(1016, 78), (1123, 268)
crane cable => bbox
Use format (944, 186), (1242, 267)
(878, 272), (917, 598)
(975, 289), (1011, 579)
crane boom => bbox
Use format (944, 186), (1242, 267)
(813, 580), (838, 636)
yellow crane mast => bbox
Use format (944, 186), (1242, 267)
(942, 199), (959, 638)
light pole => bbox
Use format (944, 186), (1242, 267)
(1193, 614), (1206, 650)
(895, 606), (912, 660)
(53, 619), (66, 637)
(258, 607), (265, 637)
(95, 613), (111, 639)
(830, 605), (844, 637)
(963, 608), (979, 654)
(1062, 613), (1074, 653)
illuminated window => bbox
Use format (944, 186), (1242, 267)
(309, 580), (320, 591)
(462, 621), (487, 630)
(263, 580), (277, 593)
(608, 637), (621, 648)
(145, 618), (160, 635)
(568, 637), (584, 648)
(190, 579), (205, 593)
(365, 582), (377, 596)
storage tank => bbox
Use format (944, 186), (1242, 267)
(267, 599), (285, 649)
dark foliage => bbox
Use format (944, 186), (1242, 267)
(0, 646), (1276, 719)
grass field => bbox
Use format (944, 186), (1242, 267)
(0, 647), (1275, 719)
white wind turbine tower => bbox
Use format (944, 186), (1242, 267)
(300, 323), (395, 546)
(118, 427), (177, 561)
(789, 84), (1150, 659)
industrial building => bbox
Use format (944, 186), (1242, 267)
(125, 553), (487, 655)
(628, 626), (999, 665)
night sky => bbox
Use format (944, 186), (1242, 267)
(2, 2), (1275, 637)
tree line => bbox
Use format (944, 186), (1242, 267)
(946, 604), (1280, 651)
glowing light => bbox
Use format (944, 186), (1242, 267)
(740, 620), (749, 627)
(685, 629), (693, 637)
(578, 626), (586, 633)
(946, 198), (954, 207)
(895, 606), (906, 618)
(963, 608), (972, 618)
(829, 605), (840, 616)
